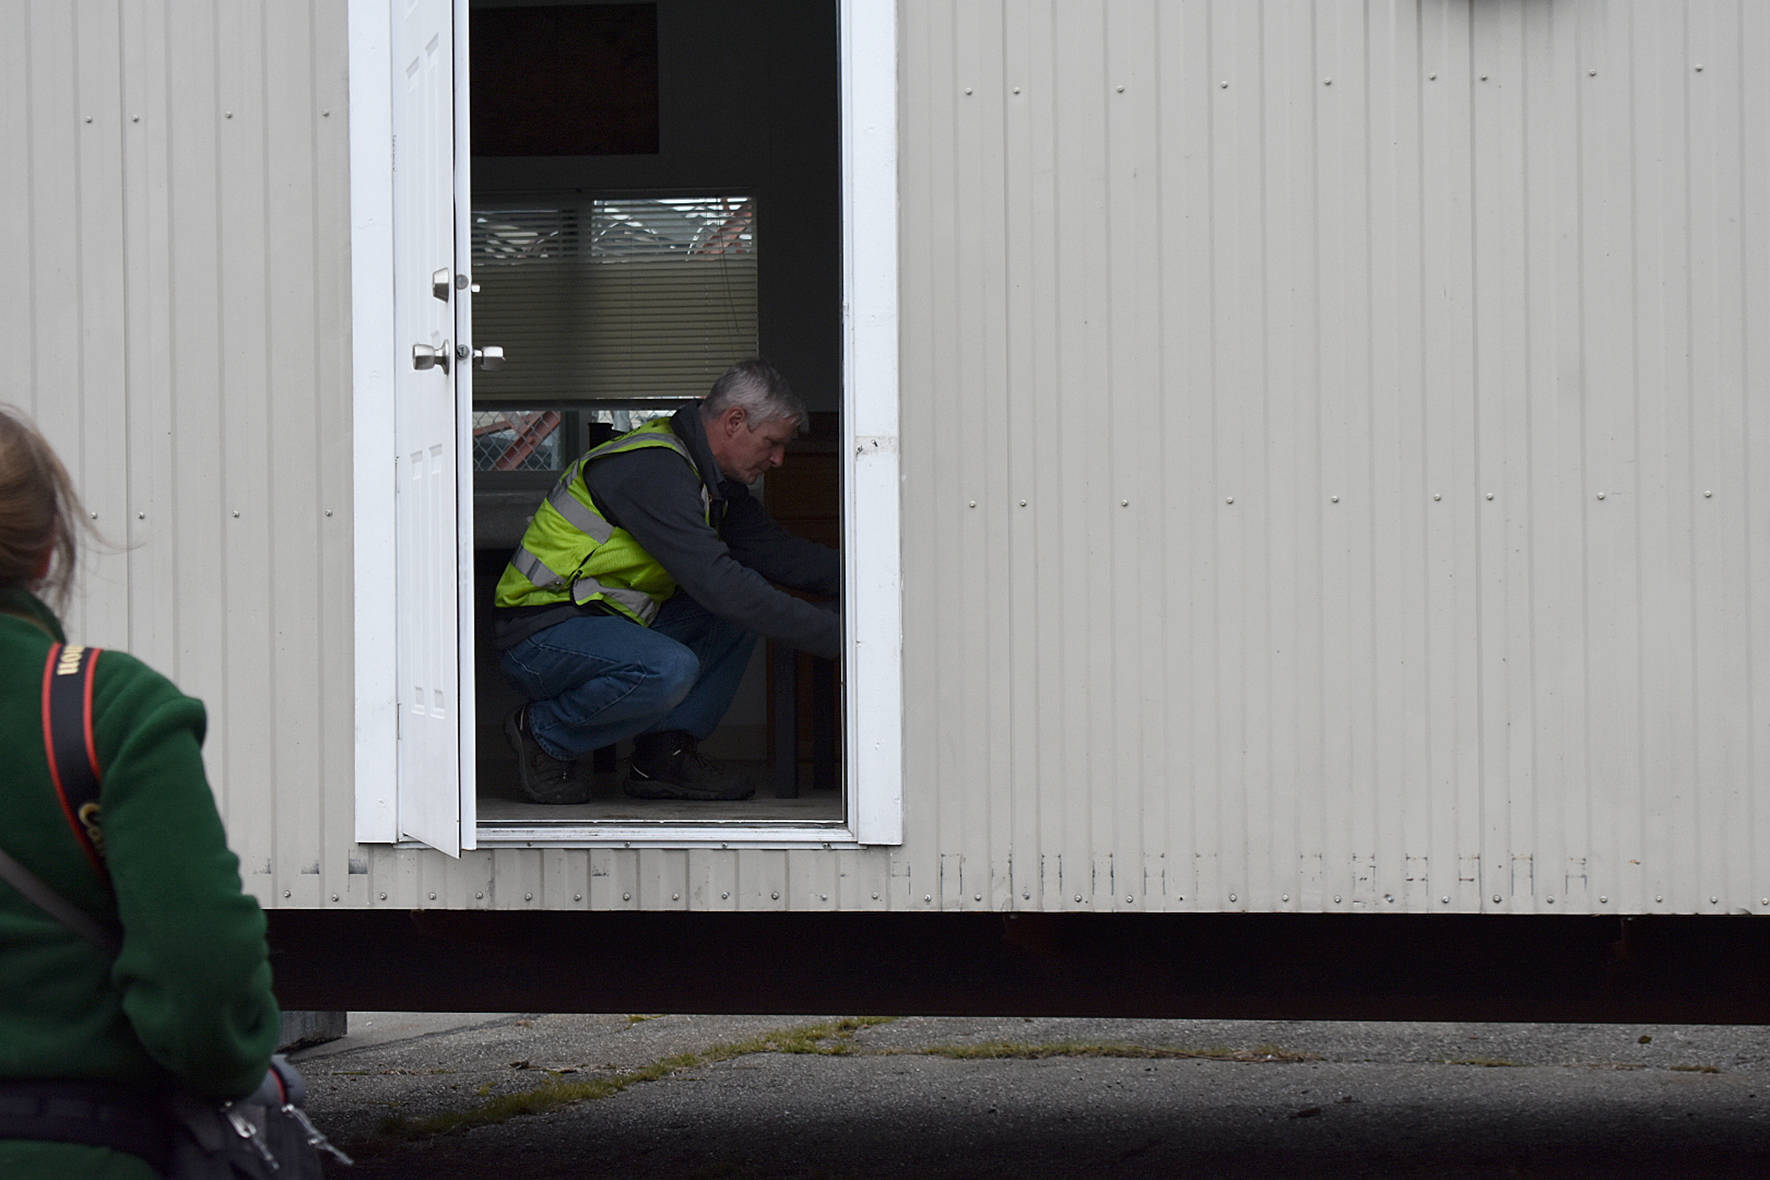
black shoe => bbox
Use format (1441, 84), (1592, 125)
(623, 730), (755, 801)
(504, 707), (592, 805)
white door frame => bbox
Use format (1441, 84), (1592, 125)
(349, 0), (901, 849)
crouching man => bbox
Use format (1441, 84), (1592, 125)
(491, 359), (840, 803)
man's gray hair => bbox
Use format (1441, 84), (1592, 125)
(701, 358), (806, 430)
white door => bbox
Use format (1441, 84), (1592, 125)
(392, 0), (475, 854)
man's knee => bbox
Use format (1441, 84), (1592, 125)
(649, 642), (702, 707)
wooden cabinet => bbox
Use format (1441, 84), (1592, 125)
(762, 412), (841, 793)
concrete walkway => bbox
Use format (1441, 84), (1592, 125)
(291, 1012), (1770, 1178)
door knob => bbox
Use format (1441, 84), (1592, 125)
(473, 345), (505, 372)
(412, 342), (451, 374)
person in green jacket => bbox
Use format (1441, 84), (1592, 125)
(0, 406), (281, 1178)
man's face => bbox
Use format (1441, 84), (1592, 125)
(714, 407), (798, 484)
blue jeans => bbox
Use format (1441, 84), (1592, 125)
(498, 594), (758, 760)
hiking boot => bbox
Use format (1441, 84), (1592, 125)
(504, 707), (592, 805)
(623, 730), (755, 801)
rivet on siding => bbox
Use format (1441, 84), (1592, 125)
(1599, 895), (1609, 904)
(1322, 78), (1332, 86)
(1018, 499), (1027, 507)
(671, 892), (679, 901)
(1546, 896), (1555, 905)
(1022, 890), (1031, 900)
(1120, 499), (1129, 507)
(428, 892), (437, 900)
(475, 891), (484, 900)
(1588, 69), (1598, 77)
(1330, 495), (1339, 504)
(378, 892), (387, 901)
(573, 893), (582, 902)
(1219, 80), (1229, 89)
(1704, 490), (1713, 498)
(1493, 894), (1503, 904)
(963, 87), (973, 95)
(1115, 85), (1125, 93)
(1655, 894), (1664, 903)
(872, 892), (881, 900)
(771, 891), (781, 901)
(1479, 74), (1489, 82)
(1280, 893), (1290, 903)
(721, 891), (730, 900)
(1441, 896), (1451, 905)
(974, 894), (983, 903)
(132, 115), (140, 123)
(1074, 894), (1084, 903)
(322, 110), (331, 117)
(1432, 493), (1441, 502)
(1126, 895), (1135, 904)
(330, 894), (339, 902)
(1012, 87), (1021, 95)
(1224, 496), (1234, 505)
(1485, 492), (1495, 501)
(1228, 892), (1238, 903)
(138, 512), (146, 519)
(1711, 896), (1720, 905)
(1596, 491), (1606, 500)
(90, 512), (99, 520)
(924, 894), (933, 903)
(1694, 64), (1704, 73)
(225, 111), (233, 119)
(821, 894), (829, 902)
(968, 500), (976, 508)
(232, 510), (240, 518)
(1333, 895), (1343, 904)
(1384, 894), (1395, 903)
(283, 891), (292, 899)
(84, 116), (93, 124)
(622, 892), (631, 901)
(1428, 73), (1438, 81)
(527, 892), (535, 901)
(325, 508), (334, 516)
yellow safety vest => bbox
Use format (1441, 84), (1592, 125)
(492, 418), (711, 625)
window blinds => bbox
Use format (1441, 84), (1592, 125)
(470, 197), (758, 403)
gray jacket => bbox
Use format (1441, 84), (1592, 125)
(494, 404), (840, 658)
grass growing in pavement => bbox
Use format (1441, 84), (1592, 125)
(373, 1017), (892, 1140)
(921, 1041), (1322, 1063)
(368, 1020), (1337, 1142)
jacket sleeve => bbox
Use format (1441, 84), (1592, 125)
(720, 483), (841, 598)
(97, 656), (280, 1100)
(590, 449), (841, 658)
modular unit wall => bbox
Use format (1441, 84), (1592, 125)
(5, 1), (1768, 922)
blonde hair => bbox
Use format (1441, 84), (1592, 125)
(0, 405), (88, 612)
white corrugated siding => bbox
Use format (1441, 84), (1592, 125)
(2, 0), (358, 908)
(8, 1), (1767, 918)
(898, 0), (1770, 916)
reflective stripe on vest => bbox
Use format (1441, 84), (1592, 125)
(493, 418), (710, 625)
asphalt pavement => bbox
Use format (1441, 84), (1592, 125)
(290, 1011), (1770, 1178)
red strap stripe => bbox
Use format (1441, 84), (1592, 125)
(41, 642), (108, 879)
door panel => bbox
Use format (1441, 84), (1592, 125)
(392, 0), (468, 853)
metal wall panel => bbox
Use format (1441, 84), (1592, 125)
(897, 0), (1770, 916)
(9, 1), (1766, 919)
(2, 0), (358, 911)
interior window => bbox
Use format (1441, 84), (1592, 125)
(471, 197), (758, 406)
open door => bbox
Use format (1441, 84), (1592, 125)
(391, 0), (476, 853)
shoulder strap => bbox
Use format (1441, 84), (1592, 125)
(41, 642), (109, 880)
(0, 845), (121, 953)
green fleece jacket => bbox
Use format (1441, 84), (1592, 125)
(0, 589), (279, 1178)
